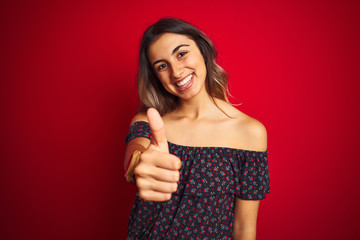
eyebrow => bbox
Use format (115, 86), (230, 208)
(152, 44), (190, 67)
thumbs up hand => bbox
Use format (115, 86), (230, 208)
(147, 108), (170, 154)
(134, 108), (181, 201)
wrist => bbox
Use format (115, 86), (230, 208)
(124, 150), (142, 184)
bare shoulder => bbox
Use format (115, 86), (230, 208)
(239, 114), (267, 152)
(130, 111), (148, 125)
(218, 100), (268, 151)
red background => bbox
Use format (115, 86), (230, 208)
(1, 0), (360, 239)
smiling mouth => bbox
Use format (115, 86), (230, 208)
(175, 73), (193, 88)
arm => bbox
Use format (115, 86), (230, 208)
(124, 137), (150, 183)
(233, 199), (260, 240)
(123, 112), (150, 172)
(124, 109), (181, 201)
(233, 117), (268, 239)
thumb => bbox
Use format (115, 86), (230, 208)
(147, 108), (169, 153)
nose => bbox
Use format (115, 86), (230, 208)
(170, 63), (184, 79)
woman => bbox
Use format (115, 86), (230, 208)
(124, 18), (270, 239)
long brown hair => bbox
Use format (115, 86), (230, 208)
(137, 18), (230, 115)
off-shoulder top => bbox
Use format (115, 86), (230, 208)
(126, 121), (270, 240)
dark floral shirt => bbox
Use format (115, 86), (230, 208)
(126, 121), (270, 239)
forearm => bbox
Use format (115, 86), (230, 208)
(124, 139), (150, 184)
(233, 228), (256, 240)
(124, 139), (149, 171)
(233, 198), (260, 240)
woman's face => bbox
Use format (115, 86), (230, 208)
(148, 33), (207, 100)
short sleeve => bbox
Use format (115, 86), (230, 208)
(236, 150), (270, 200)
(125, 121), (152, 144)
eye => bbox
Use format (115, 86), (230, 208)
(177, 51), (188, 58)
(157, 63), (167, 71)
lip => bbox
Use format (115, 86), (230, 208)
(175, 73), (194, 91)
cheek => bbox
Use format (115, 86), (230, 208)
(157, 72), (169, 84)
(193, 57), (207, 76)
(187, 56), (206, 71)
(156, 73), (173, 92)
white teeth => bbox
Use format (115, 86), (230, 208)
(176, 74), (193, 87)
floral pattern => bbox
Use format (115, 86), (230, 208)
(126, 121), (270, 239)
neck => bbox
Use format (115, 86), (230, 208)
(175, 90), (218, 120)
